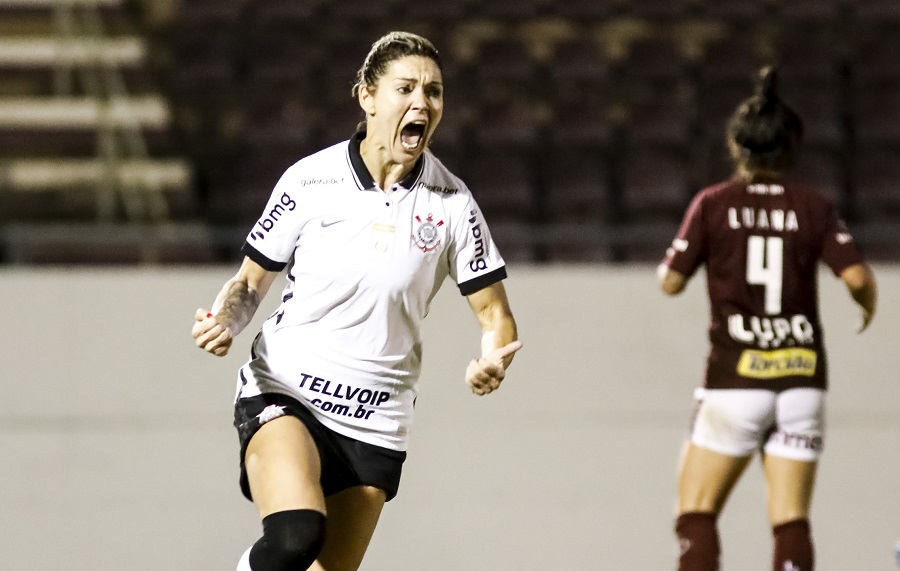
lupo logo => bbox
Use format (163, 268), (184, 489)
(251, 192), (297, 240)
(468, 209), (488, 272)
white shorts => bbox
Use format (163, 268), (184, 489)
(689, 387), (825, 461)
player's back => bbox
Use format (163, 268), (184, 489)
(670, 177), (857, 390)
(698, 179), (835, 323)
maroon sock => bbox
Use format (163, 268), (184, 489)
(676, 512), (720, 571)
(773, 519), (814, 571)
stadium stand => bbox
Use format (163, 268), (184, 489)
(0, 0), (193, 262)
(0, 0), (898, 263)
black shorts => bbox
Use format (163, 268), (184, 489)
(234, 392), (407, 502)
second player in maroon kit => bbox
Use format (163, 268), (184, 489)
(658, 67), (877, 571)
(666, 177), (863, 392)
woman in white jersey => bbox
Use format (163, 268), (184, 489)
(192, 32), (521, 571)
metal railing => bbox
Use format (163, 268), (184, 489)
(52, 0), (168, 222)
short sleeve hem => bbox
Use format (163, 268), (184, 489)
(667, 256), (699, 279)
(458, 266), (507, 296)
(241, 242), (288, 272)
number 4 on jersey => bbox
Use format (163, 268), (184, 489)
(746, 235), (783, 315)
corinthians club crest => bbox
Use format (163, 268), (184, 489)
(412, 213), (444, 252)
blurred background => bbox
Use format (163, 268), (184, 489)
(1, 0), (899, 265)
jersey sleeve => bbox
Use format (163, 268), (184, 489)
(820, 205), (864, 276)
(239, 166), (304, 272)
(449, 195), (507, 296)
(662, 191), (708, 277)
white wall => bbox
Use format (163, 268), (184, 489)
(1, 264), (897, 570)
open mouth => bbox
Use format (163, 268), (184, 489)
(400, 121), (427, 150)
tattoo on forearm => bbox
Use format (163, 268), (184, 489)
(220, 281), (260, 336)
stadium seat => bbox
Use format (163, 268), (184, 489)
(166, 32), (238, 105)
(774, 0), (841, 24)
(696, 82), (754, 141)
(546, 38), (612, 98)
(697, 140), (736, 185)
(318, 98), (367, 148)
(551, 0), (616, 19)
(471, 98), (542, 150)
(780, 80), (844, 149)
(427, 141), (465, 178)
(547, 96), (614, 151)
(852, 0), (900, 24)
(627, 0), (690, 20)
(243, 100), (321, 161)
(475, 0), (544, 21)
(542, 148), (612, 223)
(698, 34), (769, 85)
(624, 93), (696, 148)
(789, 149), (846, 206)
(776, 35), (843, 82)
(852, 31), (900, 85)
(244, 33), (320, 92)
(328, 0), (396, 22)
(852, 147), (900, 219)
(318, 36), (374, 101)
(428, 123), (467, 171)
(464, 148), (538, 222)
(246, 0), (322, 28)
(622, 36), (689, 84)
(174, 0), (243, 25)
(471, 37), (541, 99)
(853, 86), (900, 145)
(543, 223), (614, 263)
(487, 222), (537, 264)
(619, 148), (691, 221)
(402, 0), (467, 21)
(697, 0), (766, 23)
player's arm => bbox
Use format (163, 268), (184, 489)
(840, 263), (877, 333)
(658, 264), (689, 296)
(659, 192), (706, 296)
(192, 256), (280, 356)
(464, 281), (522, 396)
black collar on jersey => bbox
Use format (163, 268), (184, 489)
(348, 130), (424, 191)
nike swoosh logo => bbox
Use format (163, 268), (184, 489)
(320, 217), (346, 227)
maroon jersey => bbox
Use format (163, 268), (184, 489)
(662, 179), (864, 391)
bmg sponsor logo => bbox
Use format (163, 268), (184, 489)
(251, 192), (297, 240)
(468, 209), (488, 272)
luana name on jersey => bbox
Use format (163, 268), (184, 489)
(728, 207), (799, 232)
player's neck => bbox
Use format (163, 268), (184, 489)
(735, 166), (784, 185)
(359, 137), (414, 192)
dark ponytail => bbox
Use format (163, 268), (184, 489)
(754, 66), (780, 113)
(726, 66), (804, 175)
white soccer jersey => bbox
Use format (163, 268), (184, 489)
(236, 132), (507, 451)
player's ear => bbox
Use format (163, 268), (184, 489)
(358, 84), (376, 117)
